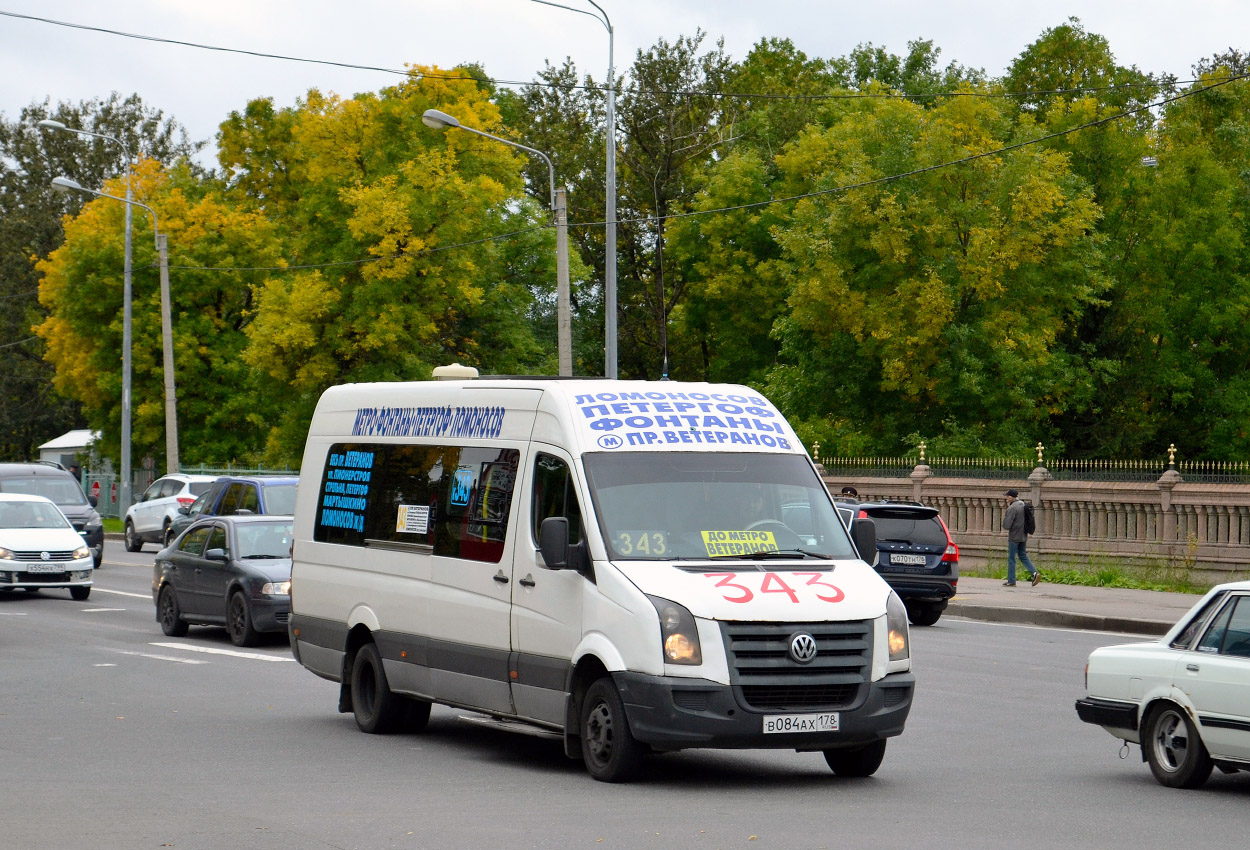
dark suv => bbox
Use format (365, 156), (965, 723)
(162, 476), (299, 546)
(0, 462), (104, 567)
(836, 499), (958, 626)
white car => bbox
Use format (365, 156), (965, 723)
(124, 474), (217, 552)
(1075, 580), (1250, 788)
(0, 493), (95, 600)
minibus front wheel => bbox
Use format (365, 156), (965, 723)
(580, 678), (644, 782)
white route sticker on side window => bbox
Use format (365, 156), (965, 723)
(396, 504), (430, 534)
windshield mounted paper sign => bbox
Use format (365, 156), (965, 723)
(701, 530), (779, 557)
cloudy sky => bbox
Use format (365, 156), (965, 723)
(1, 1), (1245, 164)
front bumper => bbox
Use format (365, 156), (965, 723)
(614, 671), (915, 751)
(0, 560), (94, 590)
(248, 595), (292, 633)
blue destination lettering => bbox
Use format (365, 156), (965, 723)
(351, 405), (504, 439)
(320, 508), (364, 532)
(322, 494), (367, 511)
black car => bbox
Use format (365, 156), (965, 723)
(0, 462), (104, 568)
(152, 515), (293, 647)
(837, 499), (959, 626)
(162, 475), (298, 546)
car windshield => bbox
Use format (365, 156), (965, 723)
(0, 476), (87, 506)
(235, 521), (294, 559)
(261, 484), (297, 515)
(581, 452), (857, 561)
(0, 499), (71, 530)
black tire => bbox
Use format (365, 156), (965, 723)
(161, 520), (173, 547)
(580, 678), (644, 782)
(92, 545), (103, 569)
(1144, 703), (1213, 789)
(226, 591), (260, 647)
(823, 740), (887, 777)
(404, 698), (432, 733)
(70, 586), (91, 601)
(351, 643), (405, 734)
(905, 601), (943, 627)
(158, 585), (189, 637)
(124, 520), (142, 553)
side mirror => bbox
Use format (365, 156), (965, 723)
(204, 548), (229, 562)
(178, 505), (190, 515)
(538, 516), (570, 569)
(850, 517), (878, 568)
(87, 494), (98, 508)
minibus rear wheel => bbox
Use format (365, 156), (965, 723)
(351, 643), (404, 734)
(580, 677), (644, 782)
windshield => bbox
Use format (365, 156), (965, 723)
(582, 452), (857, 561)
(0, 499), (72, 530)
(261, 484), (297, 515)
(236, 521), (294, 559)
(0, 476), (88, 506)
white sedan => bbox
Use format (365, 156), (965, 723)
(1075, 580), (1250, 788)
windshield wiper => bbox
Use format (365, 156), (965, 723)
(709, 548), (832, 560)
(241, 554), (283, 559)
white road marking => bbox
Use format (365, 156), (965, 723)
(91, 588), (151, 599)
(149, 642), (293, 662)
(95, 663), (118, 667)
(81, 608), (127, 613)
(112, 649), (207, 665)
(0, 612), (29, 616)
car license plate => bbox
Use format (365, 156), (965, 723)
(891, 553), (927, 566)
(24, 563), (62, 573)
(763, 712), (840, 734)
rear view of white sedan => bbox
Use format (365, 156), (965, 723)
(1076, 580), (1250, 788)
(0, 493), (94, 600)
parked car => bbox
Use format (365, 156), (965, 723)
(1075, 580), (1250, 789)
(152, 515), (294, 646)
(835, 499), (959, 626)
(0, 462), (104, 568)
(123, 473), (217, 552)
(165, 476), (298, 545)
(0, 493), (95, 600)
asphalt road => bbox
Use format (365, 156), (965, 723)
(2, 547), (1246, 850)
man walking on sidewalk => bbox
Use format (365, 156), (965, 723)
(1002, 489), (1041, 587)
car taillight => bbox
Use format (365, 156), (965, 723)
(177, 496), (195, 506)
(938, 516), (959, 562)
(857, 509), (868, 519)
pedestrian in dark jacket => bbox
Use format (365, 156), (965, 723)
(1001, 489), (1040, 586)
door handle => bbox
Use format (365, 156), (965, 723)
(493, 570), (509, 584)
(1186, 663), (1200, 672)
(519, 574), (536, 588)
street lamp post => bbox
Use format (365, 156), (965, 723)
(38, 119), (136, 511)
(530, 0), (616, 378)
(421, 109), (572, 376)
(50, 176), (180, 476)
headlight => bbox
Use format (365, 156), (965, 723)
(73, 546), (91, 561)
(886, 591), (910, 662)
(647, 595), (702, 665)
(261, 581), (291, 596)
(0, 547), (13, 560)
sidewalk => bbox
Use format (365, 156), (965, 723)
(946, 576), (1202, 636)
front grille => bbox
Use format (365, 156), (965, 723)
(883, 686), (911, 708)
(11, 550), (75, 562)
(274, 612), (290, 625)
(722, 620), (872, 711)
(672, 690), (709, 711)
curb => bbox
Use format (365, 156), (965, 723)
(945, 600), (1171, 636)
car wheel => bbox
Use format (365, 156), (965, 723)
(580, 677), (644, 782)
(164, 525), (176, 546)
(158, 585), (189, 637)
(905, 601), (943, 627)
(823, 739), (887, 777)
(351, 643), (405, 734)
(124, 520), (142, 553)
(70, 586), (91, 601)
(92, 545), (103, 569)
(226, 591), (260, 647)
(1144, 703), (1214, 789)
(404, 698), (432, 733)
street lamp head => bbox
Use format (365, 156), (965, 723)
(51, 176), (85, 194)
(38, 119), (69, 132)
(422, 109), (460, 130)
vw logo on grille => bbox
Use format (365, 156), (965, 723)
(40, 551), (51, 561)
(789, 633), (817, 663)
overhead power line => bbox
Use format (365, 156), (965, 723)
(0, 8), (1203, 104)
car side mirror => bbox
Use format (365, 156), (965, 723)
(178, 505), (190, 515)
(87, 494), (98, 508)
(850, 517), (878, 567)
(538, 516), (570, 569)
(204, 548), (229, 562)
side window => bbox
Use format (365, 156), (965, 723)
(1198, 596), (1250, 658)
(142, 480), (164, 501)
(240, 486), (259, 513)
(206, 526), (228, 556)
(1172, 592), (1229, 650)
(313, 443), (521, 563)
(179, 527), (212, 557)
(219, 483), (245, 515)
(160, 479), (181, 498)
(532, 453), (582, 545)
(1197, 600), (1237, 653)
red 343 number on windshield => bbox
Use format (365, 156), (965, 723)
(703, 572), (844, 604)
